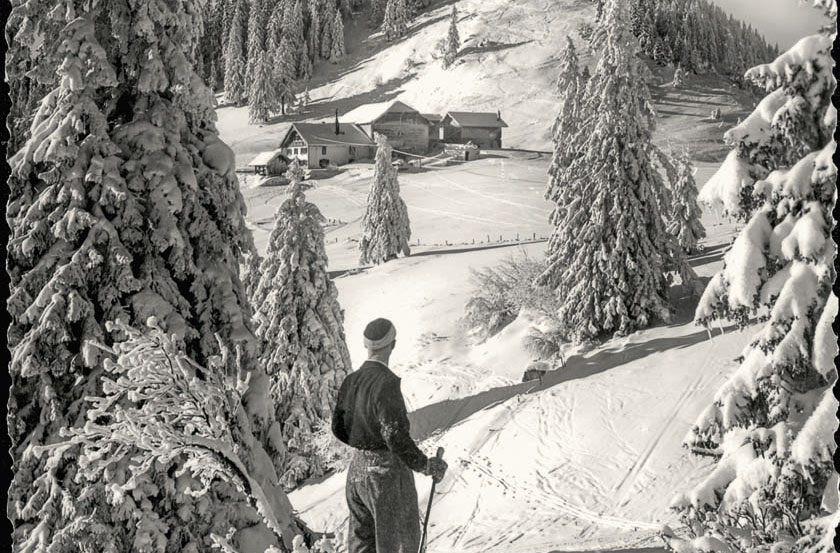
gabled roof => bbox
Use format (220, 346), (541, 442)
(282, 122), (375, 147)
(341, 100), (423, 124)
(444, 111), (509, 128)
(248, 149), (289, 166)
(421, 113), (443, 123)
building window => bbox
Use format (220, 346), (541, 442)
(301, 148), (307, 155)
(322, 146), (327, 155)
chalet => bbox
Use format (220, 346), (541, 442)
(439, 111), (508, 149)
(342, 100), (430, 154)
(279, 121), (375, 169)
(247, 149), (290, 176)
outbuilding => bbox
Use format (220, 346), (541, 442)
(247, 149), (290, 176)
(342, 100), (430, 155)
(279, 121), (375, 169)
(439, 111), (508, 149)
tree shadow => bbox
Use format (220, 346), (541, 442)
(408, 322), (738, 441)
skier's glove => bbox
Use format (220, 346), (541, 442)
(425, 457), (448, 483)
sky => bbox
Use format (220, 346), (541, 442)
(708, 0), (828, 48)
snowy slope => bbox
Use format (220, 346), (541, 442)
(216, 0), (757, 164)
(282, 168), (751, 552)
(240, 151), (554, 270)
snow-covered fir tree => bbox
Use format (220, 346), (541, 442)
(666, 151), (706, 255)
(542, 37), (586, 290)
(283, 0), (306, 79)
(672, 64), (685, 87)
(209, 59), (220, 92)
(273, 35), (299, 115)
(359, 134), (412, 264)
(698, 13), (834, 220)
(668, 2), (838, 551)
(250, 161), (352, 489)
(299, 40), (315, 81)
(320, 0), (336, 59)
(443, 5), (460, 68)
(249, 50), (275, 123)
(290, 0), (309, 78)
(537, 0), (681, 340)
(5, 0), (308, 550)
(224, 0), (249, 105)
(370, 0), (386, 27)
(382, 0), (409, 41)
(309, 0), (322, 61)
(246, 0), (270, 93)
(329, 9), (346, 63)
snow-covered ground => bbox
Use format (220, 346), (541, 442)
(240, 150), (554, 269)
(213, 2), (761, 548)
(262, 161), (750, 553)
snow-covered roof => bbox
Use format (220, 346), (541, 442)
(248, 149), (289, 166)
(422, 113), (443, 123)
(445, 111), (508, 128)
(283, 123), (375, 146)
(341, 100), (422, 124)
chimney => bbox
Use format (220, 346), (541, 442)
(496, 110), (501, 121)
(335, 109), (340, 135)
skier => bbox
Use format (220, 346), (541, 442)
(332, 318), (448, 553)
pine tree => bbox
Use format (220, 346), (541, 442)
(329, 10), (346, 63)
(382, 0), (409, 41)
(542, 39), (590, 293)
(671, 63), (684, 87)
(666, 151), (706, 255)
(537, 0), (680, 341)
(209, 59), (220, 92)
(6, 0), (305, 550)
(370, 0), (386, 27)
(309, 0), (322, 61)
(359, 134), (412, 264)
(289, 0), (308, 77)
(250, 162), (352, 489)
(668, 3), (838, 550)
(698, 10), (835, 219)
(224, 0), (249, 105)
(443, 5), (460, 68)
(246, 0), (270, 92)
(249, 51), (275, 123)
(299, 40), (314, 80)
(321, 0), (336, 59)
(272, 35), (299, 115)
(282, 0), (305, 78)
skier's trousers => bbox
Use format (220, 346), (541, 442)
(346, 448), (421, 553)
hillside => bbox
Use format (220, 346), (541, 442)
(281, 166), (750, 552)
(214, 2), (766, 551)
(216, 0), (759, 166)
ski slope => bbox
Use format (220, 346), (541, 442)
(264, 163), (752, 552)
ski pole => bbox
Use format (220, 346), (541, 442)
(418, 447), (444, 553)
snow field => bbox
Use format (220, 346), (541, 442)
(280, 163), (751, 552)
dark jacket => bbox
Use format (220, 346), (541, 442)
(331, 360), (428, 473)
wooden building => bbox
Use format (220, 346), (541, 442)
(247, 149), (290, 176)
(342, 100), (430, 154)
(279, 121), (375, 169)
(422, 113), (444, 150)
(439, 111), (508, 149)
